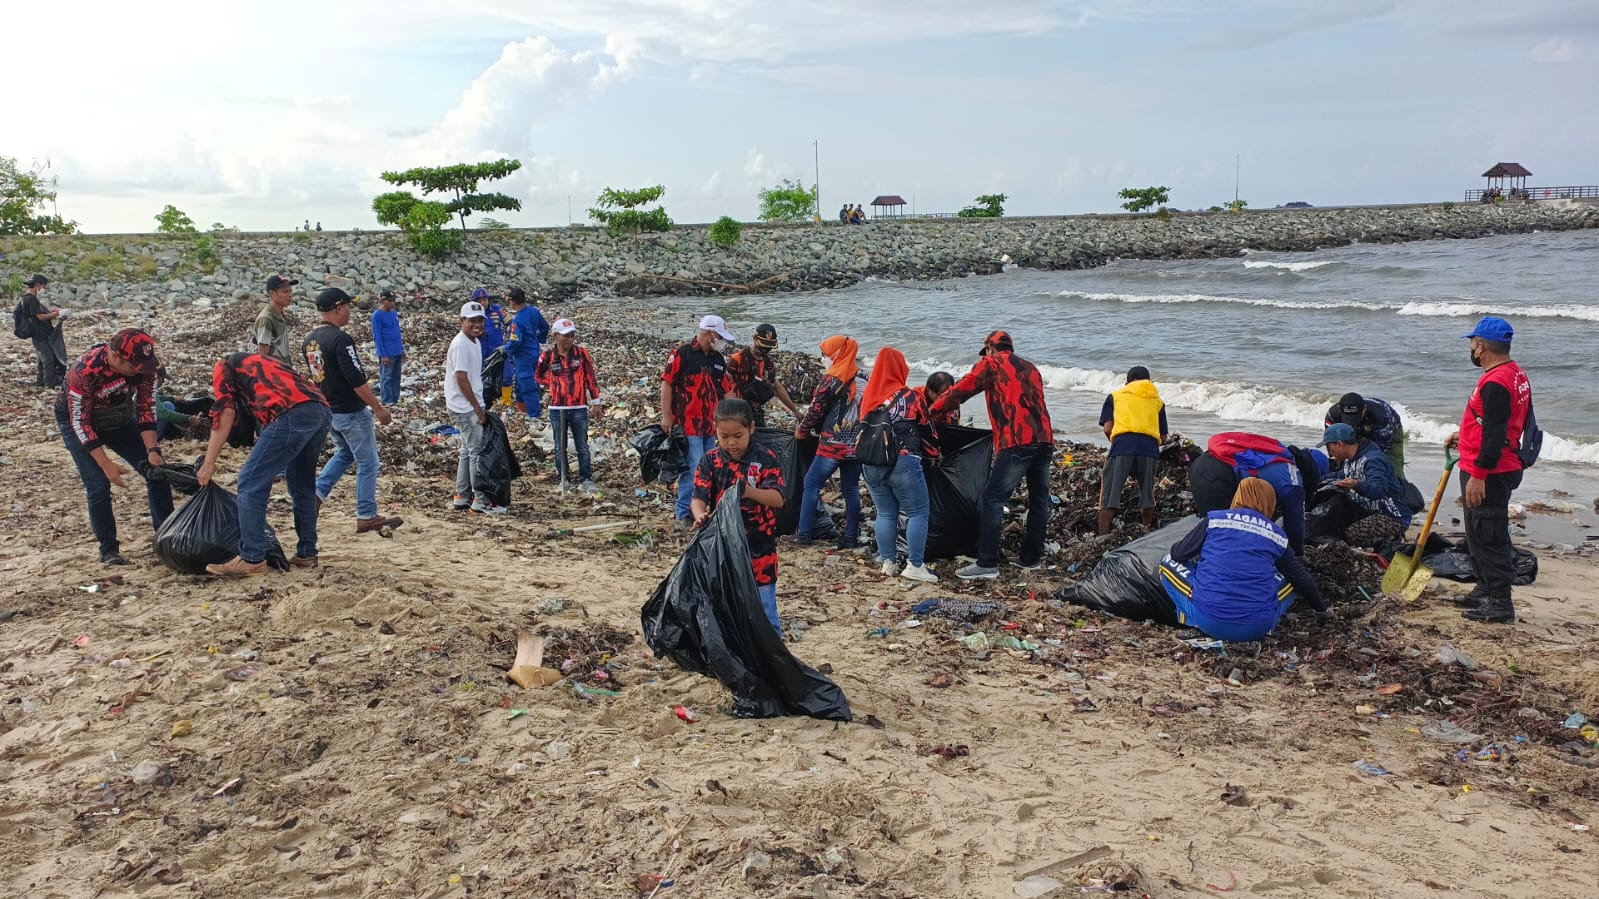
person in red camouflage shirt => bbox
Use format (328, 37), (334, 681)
(725, 323), (801, 428)
(791, 334), (868, 549)
(930, 330), (1055, 579)
(198, 352), (331, 576)
(691, 398), (787, 635)
(536, 318), (602, 493)
(661, 314), (737, 527)
(55, 328), (173, 565)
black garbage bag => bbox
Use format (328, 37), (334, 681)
(1306, 488), (1360, 543)
(631, 425), (688, 485)
(142, 461), (202, 496)
(474, 412), (522, 508)
(641, 486), (852, 721)
(753, 427), (836, 540)
(1398, 536), (1539, 586)
(922, 425), (993, 560)
(154, 484), (289, 574)
(482, 348), (506, 409)
(1054, 517), (1193, 626)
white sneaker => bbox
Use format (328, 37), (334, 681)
(900, 563), (938, 584)
(579, 480), (600, 496)
(880, 559), (899, 577)
(470, 499), (509, 515)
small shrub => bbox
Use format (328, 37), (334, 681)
(1226, 199), (1248, 213)
(589, 185), (673, 237)
(192, 235), (219, 268)
(957, 193), (1007, 218)
(1442, 201), (1456, 211)
(709, 216), (742, 247)
(1154, 207), (1173, 222)
(478, 217), (511, 230)
(154, 204), (198, 234)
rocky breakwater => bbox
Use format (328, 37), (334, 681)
(4, 201), (1595, 310)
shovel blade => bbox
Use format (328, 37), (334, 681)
(1380, 552), (1417, 595)
(1397, 561), (1435, 603)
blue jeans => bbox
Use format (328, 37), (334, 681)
(797, 455), (861, 542)
(237, 402), (330, 563)
(378, 355), (403, 405)
(512, 358), (541, 417)
(316, 408), (380, 520)
(864, 457), (930, 567)
(58, 412), (174, 556)
(675, 434), (715, 520)
(978, 443), (1053, 568)
(551, 408), (592, 483)
(757, 583), (781, 635)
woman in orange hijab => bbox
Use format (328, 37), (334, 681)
(790, 336), (868, 549)
(858, 347), (938, 584)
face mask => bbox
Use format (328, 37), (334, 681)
(712, 338), (729, 354)
(1470, 344), (1483, 368)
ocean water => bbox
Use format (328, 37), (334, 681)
(674, 228), (1599, 531)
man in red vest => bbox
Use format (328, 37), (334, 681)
(1445, 317), (1531, 624)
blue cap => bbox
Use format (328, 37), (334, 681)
(1462, 316), (1513, 343)
(1318, 423), (1357, 446)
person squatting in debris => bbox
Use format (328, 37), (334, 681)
(791, 335), (868, 550)
(537, 317), (601, 495)
(1189, 432), (1325, 557)
(56, 328), (172, 566)
(661, 314), (736, 530)
(1158, 477), (1330, 642)
(690, 398), (787, 634)
(929, 330), (1054, 580)
(726, 323), (801, 428)
(198, 351), (331, 575)
(858, 347), (939, 584)
(1097, 365), (1169, 535)
(1316, 422), (1415, 548)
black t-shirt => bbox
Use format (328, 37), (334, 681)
(302, 324), (369, 414)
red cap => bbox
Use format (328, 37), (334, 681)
(110, 328), (158, 376)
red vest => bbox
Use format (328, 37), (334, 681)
(1458, 361), (1530, 478)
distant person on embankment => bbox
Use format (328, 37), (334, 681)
(1446, 316), (1534, 625)
(1097, 365), (1168, 535)
(1324, 391), (1406, 480)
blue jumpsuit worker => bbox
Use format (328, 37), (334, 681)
(471, 287), (514, 404)
(1158, 477), (1330, 643)
(503, 287), (549, 417)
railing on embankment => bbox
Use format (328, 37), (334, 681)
(1464, 185), (1599, 202)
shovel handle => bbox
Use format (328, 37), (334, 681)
(1411, 451), (1459, 554)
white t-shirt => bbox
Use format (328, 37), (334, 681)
(444, 331), (483, 415)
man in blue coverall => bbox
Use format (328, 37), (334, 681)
(504, 286), (549, 421)
(370, 290), (404, 404)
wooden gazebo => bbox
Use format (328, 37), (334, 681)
(870, 195), (907, 219)
(1482, 162), (1531, 198)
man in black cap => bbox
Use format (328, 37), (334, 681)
(255, 274), (298, 359)
(18, 275), (70, 388)
(1323, 391), (1405, 480)
(726, 323), (800, 428)
(303, 288), (402, 535)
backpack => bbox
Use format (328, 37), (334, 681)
(854, 395), (904, 471)
(13, 300), (37, 340)
(1517, 399), (1543, 469)
(1207, 432), (1294, 477)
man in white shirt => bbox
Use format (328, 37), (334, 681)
(445, 302), (500, 513)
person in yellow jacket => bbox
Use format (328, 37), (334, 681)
(1097, 366), (1169, 534)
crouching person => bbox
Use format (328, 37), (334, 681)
(1157, 478), (1330, 642)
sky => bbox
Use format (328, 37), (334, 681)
(3, 0), (1594, 233)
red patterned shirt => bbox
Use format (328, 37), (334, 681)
(536, 346), (600, 410)
(692, 444), (784, 586)
(210, 352), (327, 430)
(56, 344), (156, 452)
(662, 342), (733, 437)
(932, 351), (1054, 452)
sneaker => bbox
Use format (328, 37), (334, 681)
(100, 550), (131, 566)
(901, 563), (938, 584)
(470, 500), (509, 515)
(1010, 559), (1042, 571)
(206, 556), (268, 578)
(556, 481), (572, 496)
(578, 480), (600, 496)
(780, 534), (814, 548)
(956, 563), (999, 581)
(674, 518), (692, 533)
(289, 555), (320, 569)
(451, 494), (471, 511)
(880, 559), (899, 577)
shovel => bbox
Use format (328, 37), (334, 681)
(1381, 449), (1458, 602)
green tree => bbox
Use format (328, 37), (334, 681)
(757, 179), (817, 222)
(372, 190), (461, 259)
(1118, 186), (1171, 214)
(588, 185), (673, 237)
(1227, 198), (1248, 213)
(379, 159), (523, 230)
(155, 204), (198, 234)
(957, 193), (1007, 218)
(0, 156), (76, 235)
(709, 216), (742, 248)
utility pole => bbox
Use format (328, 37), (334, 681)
(1234, 154), (1241, 204)
(567, 195), (572, 226)
(813, 140), (821, 221)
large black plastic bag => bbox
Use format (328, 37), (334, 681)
(1409, 537), (1538, 586)
(753, 427), (836, 540)
(475, 412), (522, 508)
(641, 487), (852, 721)
(154, 484), (289, 574)
(631, 425), (687, 485)
(921, 425), (993, 560)
(1054, 517), (1193, 626)
(481, 348), (506, 409)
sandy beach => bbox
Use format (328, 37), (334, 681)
(2, 302), (1597, 899)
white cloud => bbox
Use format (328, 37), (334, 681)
(1529, 38), (1576, 62)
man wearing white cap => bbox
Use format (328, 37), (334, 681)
(444, 302), (503, 513)
(537, 318), (601, 494)
(661, 314), (736, 527)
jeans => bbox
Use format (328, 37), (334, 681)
(550, 408), (592, 483)
(236, 402), (330, 563)
(757, 583), (781, 635)
(1461, 469), (1522, 598)
(452, 410), (488, 502)
(33, 328), (68, 387)
(316, 408), (381, 520)
(58, 413), (174, 555)
(512, 358), (541, 417)
(675, 434), (715, 520)
(864, 457), (930, 567)
(797, 455), (861, 542)
(377, 355), (403, 405)
(978, 443), (1053, 568)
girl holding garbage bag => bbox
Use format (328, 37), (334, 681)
(690, 398), (786, 635)
(1157, 478), (1330, 643)
(856, 348), (938, 584)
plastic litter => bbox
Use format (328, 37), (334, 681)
(1434, 642), (1478, 670)
(674, 705), (698, 723)
(962, 632), (991, 651)
(1564, 712), (1590, 729)
(1421, 720), (1485, 744)
(1353, 760), (1392, 776)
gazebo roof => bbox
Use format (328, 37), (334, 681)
(1482, 162), (1532, 178)
(870, 195), (907, 207)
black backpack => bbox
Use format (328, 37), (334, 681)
(854, 390), (907, 470)
(12, 300), (37, 340)
(1517, 399), (1543, 469)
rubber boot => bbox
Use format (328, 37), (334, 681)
(1451, 586), (1489, 609)
(1462, 594), (1515, 624)
(1096, 509), (1115, 536)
